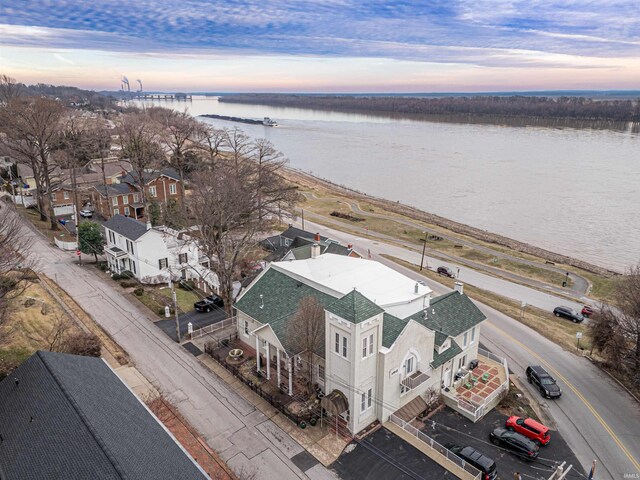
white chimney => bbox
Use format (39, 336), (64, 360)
(454, 282), (464, 295)
(146, 220), (152, 230)
(311, 243), (321, 259)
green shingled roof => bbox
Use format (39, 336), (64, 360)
(234, 268), (336, 356)
(382, 313), (408, 348)
(407, 291), (486, 338)
(431, 339), (462, 368)
(326, 289), (384, 324)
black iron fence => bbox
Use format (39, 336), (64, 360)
(206, 345), (323, 428)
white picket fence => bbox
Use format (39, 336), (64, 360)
(190, 316), (237, 339)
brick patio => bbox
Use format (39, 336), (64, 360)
(455, 357), (507, 402)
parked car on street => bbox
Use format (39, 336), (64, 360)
(194, 294), (224, 312)
(437, 266), (455, 278)
(489, 428), (539, 460)
(526, 365), (562, 399)
(79, 208), (93, 218)
(445, 444), (498, 480)
(505, 416), (551, 446)
(553, 306), (584, 323)
(581, 305), (595, 317)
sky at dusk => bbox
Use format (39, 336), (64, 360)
(1, 1), (639, 93)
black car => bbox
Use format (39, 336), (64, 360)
(437, 266), (455, 278)
(489, 428), (539, 460)
(553, 306), (584, 323)
(526, 365), (562, 399)
(194, 294), (224, 312)
(445, 444), (497, 480)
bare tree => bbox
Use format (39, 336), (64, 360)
(0, 97), (66, 229)
(188, 154), (298, 312)
(224, 127), (253, 171)
(0, 74), (23, 105)
(286, 296), (325, 395)
(590, 263), (640, 386)
(252, 138), (286, 221)
(198, 125), (227, 168)
(118, 111), (163, 221)
(152, 108), (200, 214)
(0, 202), (35, 327)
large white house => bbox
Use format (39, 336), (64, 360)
(234, 252), (501, 435)
(102, 215), (217, 290)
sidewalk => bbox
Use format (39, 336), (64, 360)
(199, 355), (348, 467)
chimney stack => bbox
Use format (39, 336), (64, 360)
(146, 220), (152, 230)
(454, 282), (464, 295)
(314, 233), (321, 242)
(414, 282), (419, 294)
(347, 243), (353, 249)
(311, 243), (321, 259)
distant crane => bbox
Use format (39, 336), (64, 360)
(136, 79), (143, 93)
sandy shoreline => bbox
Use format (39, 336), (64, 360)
(282, 167), (618, 277)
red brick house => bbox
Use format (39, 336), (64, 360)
(90, 168), (183, 221)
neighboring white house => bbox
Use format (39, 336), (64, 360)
(234, 252), (500, 435)
(102, 214), (218, 290)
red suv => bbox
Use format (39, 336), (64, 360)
(505, 416), (550, 446)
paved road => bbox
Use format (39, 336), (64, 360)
(293, 217), (640, 480)
(13, 209), (337, 480)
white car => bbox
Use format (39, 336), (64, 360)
(79, 209), (93, 218)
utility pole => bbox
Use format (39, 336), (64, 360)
(301, 209), (305, 230)
(420, 231), (428, 271)
(168, 269), (181, 342)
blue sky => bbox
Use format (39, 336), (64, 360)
(1, 1), (639, 92)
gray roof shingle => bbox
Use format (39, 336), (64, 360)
(407, 291), (486, 338)
(103, 214), (149, 241)
(0, 351), (208, 480)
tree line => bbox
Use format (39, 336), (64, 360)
(221, 93), (640, 123)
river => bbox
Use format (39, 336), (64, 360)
(132, 96), (640, 272)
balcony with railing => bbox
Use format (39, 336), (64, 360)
(401, 363), (431, 391)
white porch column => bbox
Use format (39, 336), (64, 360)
(255, 335), (261, 373)
(266, 342), (271, 380)
(288, 357), (293, 396)
(276, 349), (281, 385)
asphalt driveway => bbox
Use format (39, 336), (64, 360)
(333, 427), (455, 480)
(425, 409), (586, 480)
(154, 306), (228, 342)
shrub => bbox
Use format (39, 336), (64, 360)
(133, 287), (144, 296)
(96, 261), (108, 271)
(120, 280), (138, 289)
(60, 333), (101, 357)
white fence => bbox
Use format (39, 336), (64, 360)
(389, 414), (481, 480)
(54, 236), (77, 251)
(190, 316), (237, 340)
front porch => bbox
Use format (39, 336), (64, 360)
(105, 246), (129, 274)
(442, 348), (509, 422)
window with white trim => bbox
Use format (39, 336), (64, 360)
(149, 186), (157, 197)
(368, 333), (374, 355)
(63, 191), (69, 199)
(158, 258), (168, 269)
(342, 335), (348, 358)
(169, 183), (177, 195)
(244, 320), (249, 335)
(404, 355), (415, 376)
(318, 364), (325, 381)
(335, 332), (340, 354)
(113, 208), (119, 216)
(123, 195), (129, 205)
(178, 253), (187, 264)
(361, 388), (373, 413)
(463, 331), (469, 347)
(124, 206), (130, 216)
(112, 196), (118, 206)
(470, 327), (476, 344)
(133, 193), (140, 203)
(362, 337), (367, 358)
(458, 355), (467, 370)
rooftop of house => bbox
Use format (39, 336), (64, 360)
(272, 254), (431, 318)
(0, 351), (208, 480)
(93, 182), (135, 197)
(120, 168), (180, 186)
(103, 214), (149, 241)
(286, 242), (354, 261)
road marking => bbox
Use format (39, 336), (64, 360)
(486, 321), (640, 473)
